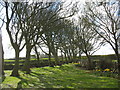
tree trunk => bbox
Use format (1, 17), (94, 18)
(47, 44), (54, 67)
(0, 35), (4, 81)
(60, 49), (64, 64)
(11, 50), (20, 77)
(117, 54), (120, 85)
(22, 46), (32, 74)
(68, 49), (72, 61)
(85, 52), (92, 70)
(72, 49), (77, 63)
(52, 48), (59, 65)
(51, 47), (60, 65)
(48, 52), (52, 66)
(54, 52), (60, 65)
(35, 46), (40, 61)
(2, 46), (4, 76)
(67, 50), (71, 63)
(116, 54), (120, 74)
(64, 52), (68, 63)
(115, 49), (120, 76)
(114, 49), (120, 87)
(48, 46), (54, 67)
(79, 51), (81, 62)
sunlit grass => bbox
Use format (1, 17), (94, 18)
(2, 63), (118, 88)
(112, 60), (117, 62)
(4, 58), (55, 63)
(4, 60), (15, 62)
(2, 76), (21, 88)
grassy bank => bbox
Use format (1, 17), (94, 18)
(2, 63), (118, 89)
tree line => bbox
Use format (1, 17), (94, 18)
(0, 1), (120, 79)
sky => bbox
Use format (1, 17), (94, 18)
(2, 26), (115, 59)
(1, 0), (116, 59)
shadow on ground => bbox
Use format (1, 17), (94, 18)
(12, 64), (118, 88)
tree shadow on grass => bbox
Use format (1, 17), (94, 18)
(15, 64), (119, 89)
(16, 71), (56, 89)
(29, 72), (55, 88)
(16, 77), (29, 89)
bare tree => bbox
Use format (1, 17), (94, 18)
(18, 2), (48, 73)
(38, 1), (78, 66)
(3, 1), (78, 75)
(4, 2), (26, 76)
(74, 16), (103, 69)
(85, 2), (120, 72)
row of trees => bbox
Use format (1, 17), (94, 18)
(0, 1), (120, 78)
(1, 1), (79, 76)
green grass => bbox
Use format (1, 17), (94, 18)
(2, 63), (118, 88)
(4, 59), (15, 62)
(5, 59), (36, 62)
(112, 60), (117, 62)
(4, 58), (51, 63)
(41, 58), (55, 61)
(4, 58), (55, 66)
(4, 59), (24, 62)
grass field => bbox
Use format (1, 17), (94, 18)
(4, 58), (55, 62)
(2, 63), (118, 89)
